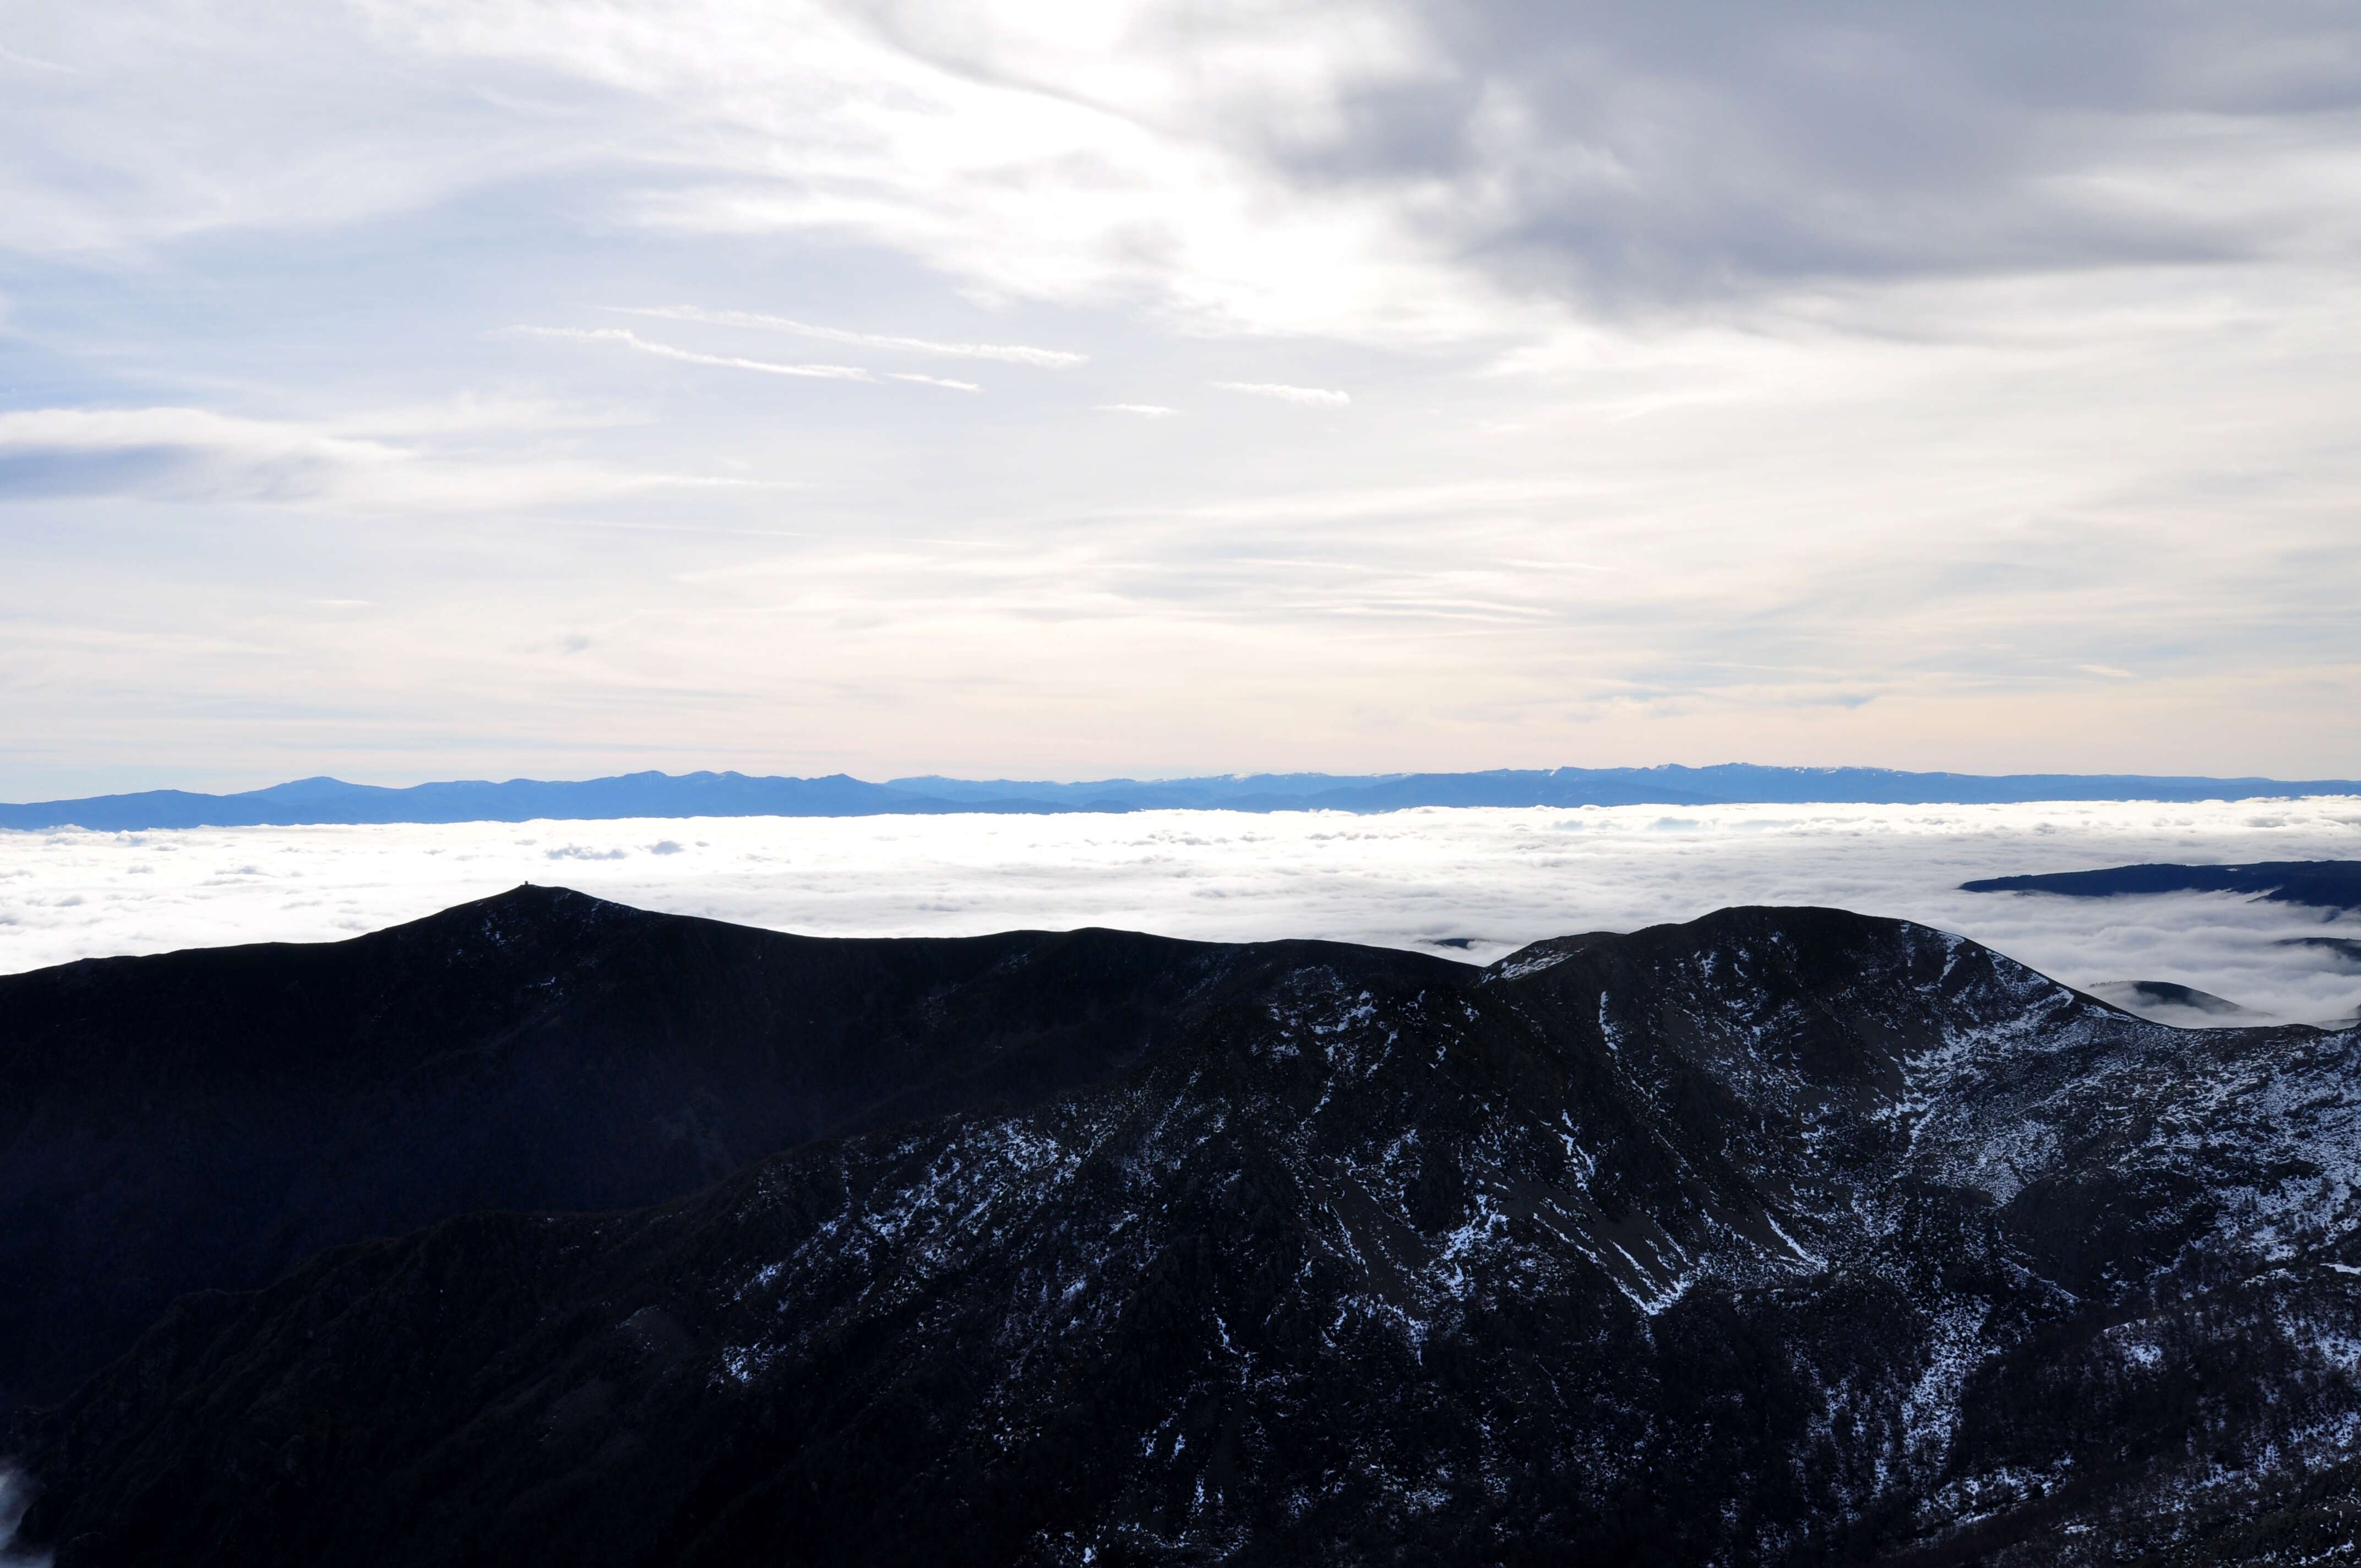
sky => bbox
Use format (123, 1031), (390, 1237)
(5, 799), (2359, 1025)
(4, 1), (2359, 797)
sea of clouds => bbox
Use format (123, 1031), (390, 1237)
(3, 798), (2358, 1026)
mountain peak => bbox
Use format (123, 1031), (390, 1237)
(9, 892), (2357, 1566)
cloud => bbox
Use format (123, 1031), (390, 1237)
(1097, 404), (1179, 417)
(327, 0), (1503, 340)
(510, 325), (986, 389)
(0, 42), (77, 73)
(328, 0), (2361, 333)
(505, 325), (871, 381)
(0, 406), (403, 502)
(610, 305), (1083, 366)
(0, 1463), (50, 1568)
(1212, 382), (1351, 405)
(12, 4), (2361, 333)
(2, 2), (2358, 785)
(3, 798), (2358, 1026)
(1398, 3), (2361, 309)
(0, 405), (771, 509)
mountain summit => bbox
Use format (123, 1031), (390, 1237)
(6, 895), (2359, 1564)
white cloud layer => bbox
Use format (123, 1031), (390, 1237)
(5, 799), (2357, 1026)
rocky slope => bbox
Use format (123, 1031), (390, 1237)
(9, 899), (2361, 1565)
(0, 886), (1343, 1411)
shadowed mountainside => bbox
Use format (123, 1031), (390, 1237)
(8, 896), (2360, 1565)
(0, 886), (1440, 1411)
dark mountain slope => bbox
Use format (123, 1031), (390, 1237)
(2085, 979), (2260, 1022)
(1962, 859), (2361, 913)
(0, 886), (1441, 1411)
(13, 906), (2358, 1565)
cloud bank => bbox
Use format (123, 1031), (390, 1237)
(5, 798), (2357, 1026)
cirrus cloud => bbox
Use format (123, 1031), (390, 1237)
(1212, 381), (1350, 405)
(607, 304), (1084, 366)
(0, 405), (775, 509)
(504, 325), (872, 381)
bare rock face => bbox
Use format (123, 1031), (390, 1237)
(8, 897), (2360, 1566)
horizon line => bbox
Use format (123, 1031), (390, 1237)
(6, 762), (2360, 835)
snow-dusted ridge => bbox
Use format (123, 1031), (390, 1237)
(13, 901), (2361, 1565)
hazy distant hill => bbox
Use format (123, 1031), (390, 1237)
(1962, 859), (2361, 912)
(6, 763), (2357, 831)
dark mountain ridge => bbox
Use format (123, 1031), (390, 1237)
(8, 763), (2359, 831)
(7, 893), (2359, 1565)
(1962, 861), (2361, 914)
(1, 886), (1441, 1412)
(2083, 979), (2260, 1021)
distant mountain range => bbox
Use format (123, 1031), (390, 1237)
(8, 888), (2360, 1564)
(6, 763), (2358, 831)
